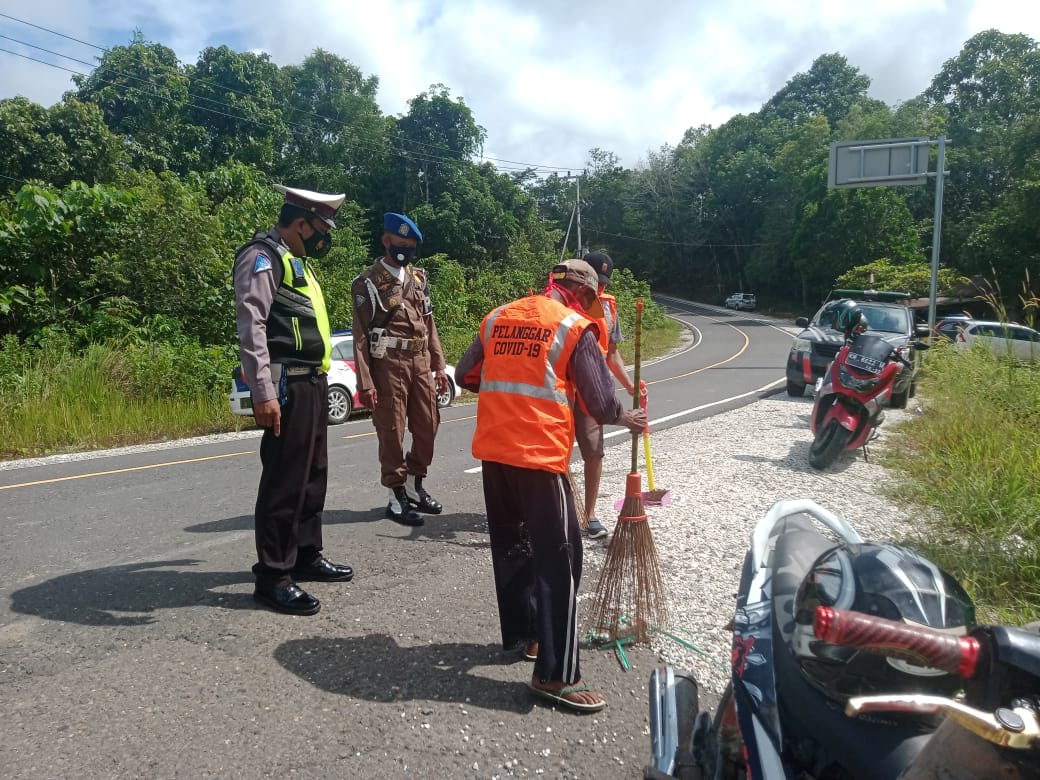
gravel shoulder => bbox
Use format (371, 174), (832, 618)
(581, 392), (916, 700)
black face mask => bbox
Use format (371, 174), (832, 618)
(302, 222), (333, 258)
(387, 244), (417, 266)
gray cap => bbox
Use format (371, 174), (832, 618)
(551, 259), (605, 319)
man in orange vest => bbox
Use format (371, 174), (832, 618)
(455, 259), (647, 713)
(576, 251), (636, 539)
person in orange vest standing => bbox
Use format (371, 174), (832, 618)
(576, 251), (636, 539)
(454, 259), (647, 713)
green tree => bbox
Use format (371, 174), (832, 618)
(924, 30), (1040, 288)
(792, 187), (922, 305)
(71, 33), (195, 172)
(277, 49), (390, 203)
(834, 258), (966, 298)
(394, 84), (487, 214)
(185, 46), (289, 172)
(761, 53), (872, 129)
(0, 97), (123, 192)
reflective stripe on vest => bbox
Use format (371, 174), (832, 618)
(596, 292), (617, 354)
(471, 295), (591, 473)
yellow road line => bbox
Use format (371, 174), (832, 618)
(2, 413), (483, 490)
(0, 451), (255, 491)
(646, 325), (751, 385)
(340, 413), (477, 439)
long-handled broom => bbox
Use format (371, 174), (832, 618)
(586, 299), (668, 644)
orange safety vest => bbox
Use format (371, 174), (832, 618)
(596, 292), (618, 354)
(471, 295), (593, 473)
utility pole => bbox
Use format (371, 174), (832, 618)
(575, 175), (582, 259)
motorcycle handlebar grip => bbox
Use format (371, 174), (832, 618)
(814, 607), (981, 678)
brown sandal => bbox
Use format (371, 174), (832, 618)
(528, 680), (606, 713)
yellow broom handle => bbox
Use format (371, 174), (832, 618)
(643, 430), (656, 491)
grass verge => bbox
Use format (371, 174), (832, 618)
(884, 343), (1040, 624)
(0, 319), (684, 461)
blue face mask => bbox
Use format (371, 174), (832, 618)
(387, 244), (417, 266)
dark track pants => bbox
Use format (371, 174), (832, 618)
(481, 461), (583, 685)
(253, 374), (328, 588)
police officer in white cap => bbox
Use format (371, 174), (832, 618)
(233, 184), (354, 616)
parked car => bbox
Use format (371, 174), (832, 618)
(932, 312), (974, 343)
(229, 332), (364, 425)
(725, 292), (757, 310)
(785, 290), (923, 408)
(228, 330), (458, 424)
(952, 320), (1040, 361)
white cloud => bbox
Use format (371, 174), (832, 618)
(2, 0), (1039, 172)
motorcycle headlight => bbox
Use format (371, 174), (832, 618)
(838, 363), (880, 392)
(793, 337), (812, 352)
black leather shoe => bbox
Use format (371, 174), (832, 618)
(292, 557), (353, 582)
(388, 486), (424, 526)
(407, 477), (443, 514)
(253, 584), (320, 615)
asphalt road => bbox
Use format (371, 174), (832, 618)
(0, 299), (796, 779)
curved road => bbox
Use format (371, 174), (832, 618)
(0, 297), (796, 779)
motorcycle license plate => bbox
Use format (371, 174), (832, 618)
(846, 350), (884, 374)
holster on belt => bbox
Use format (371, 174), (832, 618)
(269, 362), (288, 406)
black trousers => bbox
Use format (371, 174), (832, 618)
(481, 461), (583, 685)
(253, 374), (328, 588)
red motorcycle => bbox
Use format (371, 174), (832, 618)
(808, 330), (927, 469)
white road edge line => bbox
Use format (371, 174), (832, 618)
(463, 376), (787, 474)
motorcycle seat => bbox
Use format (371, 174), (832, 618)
(770, 516), (840, 644)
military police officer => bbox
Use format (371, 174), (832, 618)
(233, 184), (354, 616)
(351, 213), (449, 526)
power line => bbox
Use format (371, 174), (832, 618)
(0, 40), (557, 178)
(584, 227), (772, 249)
(0, 12), (583, 175)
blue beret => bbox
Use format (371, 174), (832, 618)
(383, 212), (423, 242)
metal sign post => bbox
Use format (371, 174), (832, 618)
(828, 137), (950, 335)
(926, 137), (948, 337)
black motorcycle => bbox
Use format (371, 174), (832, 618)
(645, 500), (1040, 780)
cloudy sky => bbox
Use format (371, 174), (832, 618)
(2, 1), (1039, 174)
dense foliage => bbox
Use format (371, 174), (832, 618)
(3, 27), (1039, 353)
(4, 29), (1040, 347)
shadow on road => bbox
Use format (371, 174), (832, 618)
(274, 633), (534, 713)
(9, 560), (254, 625)
(183, 510), (488, 541)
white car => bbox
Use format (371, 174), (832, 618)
(725, 292), (756, 310)
(952, 320), (1040, 361)
(228, 331), (457, 424)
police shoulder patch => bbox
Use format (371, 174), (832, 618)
(253, 253), (273, 274)
(354, 294), (367, 306)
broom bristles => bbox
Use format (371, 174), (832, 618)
(585, 471), (668, 644)
(566, 465), (589, 529)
